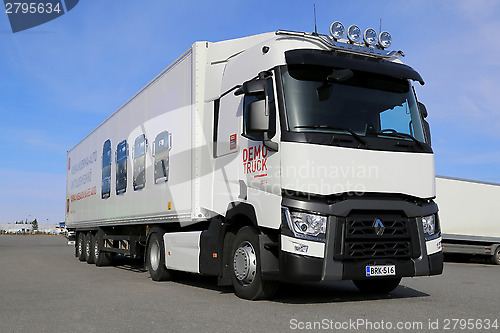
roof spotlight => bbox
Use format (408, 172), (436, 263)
(378, 31), (392, 49)
(329, 21), (345, 40)
(347, 25), (361, 43)
(363, 28), (377, 46)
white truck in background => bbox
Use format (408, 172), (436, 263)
(66, 21), (443, 300)
(436, 176), (500, 265)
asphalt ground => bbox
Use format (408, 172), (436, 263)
(0, 235), (499, 333)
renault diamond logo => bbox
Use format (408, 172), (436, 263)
(373, 218), (385, 236)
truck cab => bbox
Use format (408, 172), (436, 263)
(212, 23), (443, 297)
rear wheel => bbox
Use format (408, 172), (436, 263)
(146, 232), (173, 281)
(77, 232), (86, 261)
(490, 246), (500, 265)
(94, 231), (112, 266)
(353, 277), (402, 294)
(231, 226), (278, 300)
(85, 233), (96, 264)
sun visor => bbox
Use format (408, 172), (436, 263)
(285, 49), (425, 85)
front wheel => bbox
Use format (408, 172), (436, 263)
(353, 277), (402, 294)
(146, 232), (173, 281)
(231, 226), (278, 300)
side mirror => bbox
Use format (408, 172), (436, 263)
(418, 102), (431, 145)
(235, 79), (266, 96)
(238, 76), (279, 152)
(423, 120), (431, 146)
(247, 99), (269, 132)
(418, 102), (428, 118)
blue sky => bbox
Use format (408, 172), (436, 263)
(0, 0), (499, 224)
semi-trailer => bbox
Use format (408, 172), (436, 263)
(66, 21), (443, 300)
(436, 176), (500, 265)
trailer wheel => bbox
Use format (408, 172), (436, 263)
(85, 233), (96, 264)
(231, 226), (278, 300)
(490, 246), (500, 265)
(77, 233), (86, 261)
(94, 232), (112, 266)
(353, 277), (402, 294)
(146, 232), (173, 281)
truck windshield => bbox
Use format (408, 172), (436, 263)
(281, 66), (426, 143)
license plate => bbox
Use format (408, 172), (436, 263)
(366, 265), (396, 277)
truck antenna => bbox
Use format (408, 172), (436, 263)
(313, 4), (318, 35)
(379, 18), (382, 34)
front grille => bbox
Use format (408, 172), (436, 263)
(341, 215), (415, 260)
(345, 240), (411, 259)
(346, 217), (410, 238)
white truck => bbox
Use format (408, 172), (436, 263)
(66, 21), (443, 300)
(436, 176), (500, 265)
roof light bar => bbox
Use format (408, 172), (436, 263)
(332, 22), (394, 49)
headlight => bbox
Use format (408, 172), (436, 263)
(422, 215), (436, 236)
(284, 208), (327, 241)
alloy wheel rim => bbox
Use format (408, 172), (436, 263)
(233, 241), (257, 285)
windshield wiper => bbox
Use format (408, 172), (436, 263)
(373, 130), (425, 150)
(294, 125), (368, 146)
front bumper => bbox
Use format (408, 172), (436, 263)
(279, 196), (444, 281)
(279, 248), (443, 281)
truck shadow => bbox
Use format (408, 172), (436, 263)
(443, 253), (492, 265)
(166, 272), (429, 304)
(107, 255), (429, 303)
(272, 281), (429, 304)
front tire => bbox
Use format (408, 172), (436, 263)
(353, 277), (402, 294)
(77, 232), (86, 262)
(146, 232), (173, 281)
(231, 226), (278, 300)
